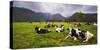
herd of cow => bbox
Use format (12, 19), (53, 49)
(35, 23), (97, 42)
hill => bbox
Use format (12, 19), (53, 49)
(11, 7), (97, 22)
(11, 7), (64, 22)
(67, 12), (97, 22)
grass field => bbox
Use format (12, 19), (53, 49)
(12, 22), (97, 49)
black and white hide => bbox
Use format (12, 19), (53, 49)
(46, 24), (58, 28)
(65, 28), (94, 42)
(56, 25), (64, 32)
(35, 26), (51, 34)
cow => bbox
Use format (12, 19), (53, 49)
(56, 24), (64, 32)
(35, 26), (51, 34)
(45, 24), (58, 28)
(64, 28), (94, 42)
(74, 23), (81, 27)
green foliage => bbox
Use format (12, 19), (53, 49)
(68, 12), (97, 22)
(75, 12), (85, 19)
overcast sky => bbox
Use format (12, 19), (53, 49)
(13, 1), (97, 17)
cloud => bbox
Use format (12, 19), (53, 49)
(13, 1), (97, 17)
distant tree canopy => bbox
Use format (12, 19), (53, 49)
(74, 12), (85, 21)
(75, 12), (85, 19)
(68, 12), (97, 22)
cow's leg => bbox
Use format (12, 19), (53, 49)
(58, 31), (60, 33)
(64, 34), (73, 40)
(64, 35), (70, 39)
(83, 35), (92, 42)
(73, 36), (77, 40)
(83, 37), (89, 42)
(83, 35), (90, 42)
(83, 32), (93, 42)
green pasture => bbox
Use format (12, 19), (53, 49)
(12, 22), (97, 49)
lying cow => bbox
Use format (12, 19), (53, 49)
(74, 23), (81, 27)
(45, 24), (58, 28)
(56, 25), (64, 32)
(65, 28), (94, 42)
(35, 26), (51, 34)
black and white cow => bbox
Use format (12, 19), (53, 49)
(56, 25), (64, 32)
(45, 24), (57, 28)
(35, 26), (51, 34)
(74, 23), (81, 27)
(65, 28), (94, 42)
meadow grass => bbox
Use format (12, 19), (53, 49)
(12, 22), (97, 49)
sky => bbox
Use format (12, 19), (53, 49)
(12, 1), (97, 17)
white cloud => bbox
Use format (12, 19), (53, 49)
(13, 1), (97, 17)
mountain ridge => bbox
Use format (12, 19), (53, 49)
(11, 7), (97, 22)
